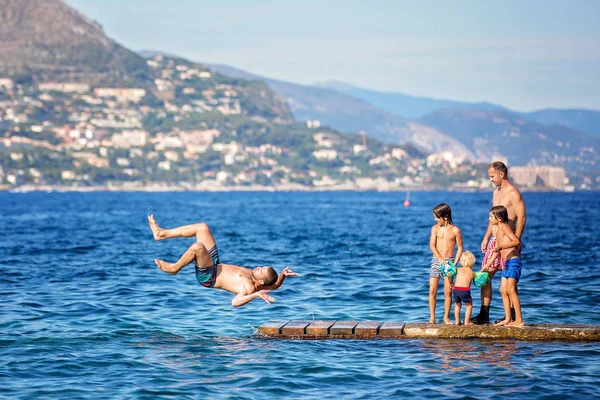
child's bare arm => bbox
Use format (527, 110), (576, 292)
(454, 226), (463, 265)
(494, 225), (521, 253)
(483, 251), (499, 270)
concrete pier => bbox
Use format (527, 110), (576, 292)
(257, 320), (600, 341)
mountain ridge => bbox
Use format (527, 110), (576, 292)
(207, 64), (471, 157)
(419, 108), (600, 171)
(208, 64), (600, 171)
(0, 0), (150, 84)
(321, 80), (511, 119)
(321, 80), (600, 137)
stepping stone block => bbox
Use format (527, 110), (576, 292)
(281, 320), (312, 336)
(306, 320), (335, 336)
(354, 321), (381, 338)
(258, 320), (290, 336)
(330, 321), (358, 335)
(380, 322), (405, 337)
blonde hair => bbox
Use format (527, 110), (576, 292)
(460, 251), (475, 269)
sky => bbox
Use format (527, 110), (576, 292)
(65, 0), (600, 112)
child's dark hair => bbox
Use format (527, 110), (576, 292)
(490, 205), (509, 223)
(433, 203), (453, 225)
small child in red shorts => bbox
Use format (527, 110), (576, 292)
(453, 251), (476, 325)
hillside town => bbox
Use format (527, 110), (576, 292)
(0, 56), (578, 192)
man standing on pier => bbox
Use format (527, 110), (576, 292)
(472, 161), (526, 324)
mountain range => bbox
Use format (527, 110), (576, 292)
(208, 64), (600, 171)
(1, 0), (599, 173)
(320, 81), (600, 138)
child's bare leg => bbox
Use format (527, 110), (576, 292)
(443, 277), (453, 324)
(506, 279), (524, 326)
(464, 303), (473, 325)
(480, 269), (496, 306)
(429, 278), (439, 323)
(155, 242), (212, 276)
(495, 278), (511, 326)
(149, 216), (217, 247)
(454, 302), (461, 325)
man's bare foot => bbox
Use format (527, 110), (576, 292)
(429, 318), (436, 324)
(506, 320), (525, 327)
(148, 215), (163, 240)
(444, 319), (454, 325)
(464, 321), (474, 326)
(155, 259), (179, 275)
(494, 318), (510, 326)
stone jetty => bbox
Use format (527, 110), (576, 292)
(257, 320), (600, 341)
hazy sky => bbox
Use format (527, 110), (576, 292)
(65, 0), (599, 112)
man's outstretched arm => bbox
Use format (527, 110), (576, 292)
(262, 267), (299, 291)
(231, 290), (275, 307)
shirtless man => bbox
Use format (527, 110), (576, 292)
(148, 215), (299, 307)
(471, 161), (526, 324)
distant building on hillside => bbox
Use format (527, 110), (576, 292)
(39, 82), (90, 93)
(510, 166), (566, 189)
(426, 152), (461, 169)
(111, 130), (148, 148)
(306, 120), (321, 129)
(94, 88), (146, 103)
(0, 78), (14, 90)
(313, 133), (338, 148)
(313, 149), (338, 160)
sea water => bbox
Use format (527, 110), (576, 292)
(1, 191), (599, 398)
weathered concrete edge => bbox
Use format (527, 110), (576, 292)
(402, 323), (600, 341)
(257, 320), (600, 341)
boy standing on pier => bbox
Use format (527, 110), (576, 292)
(429, 203), (463, 324)
(483, 206), (524, 327)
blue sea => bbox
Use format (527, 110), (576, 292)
(1, 191), (599, 399)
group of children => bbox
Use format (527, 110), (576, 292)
(429, 203), (524, 327)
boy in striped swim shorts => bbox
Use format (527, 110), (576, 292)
(428, 203), (463, 324)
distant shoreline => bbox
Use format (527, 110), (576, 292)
(1, 183), (580, 193)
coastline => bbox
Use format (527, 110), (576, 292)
(1, 182), (578, 193)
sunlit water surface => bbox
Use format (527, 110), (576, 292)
(1, 191), (599, 398)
